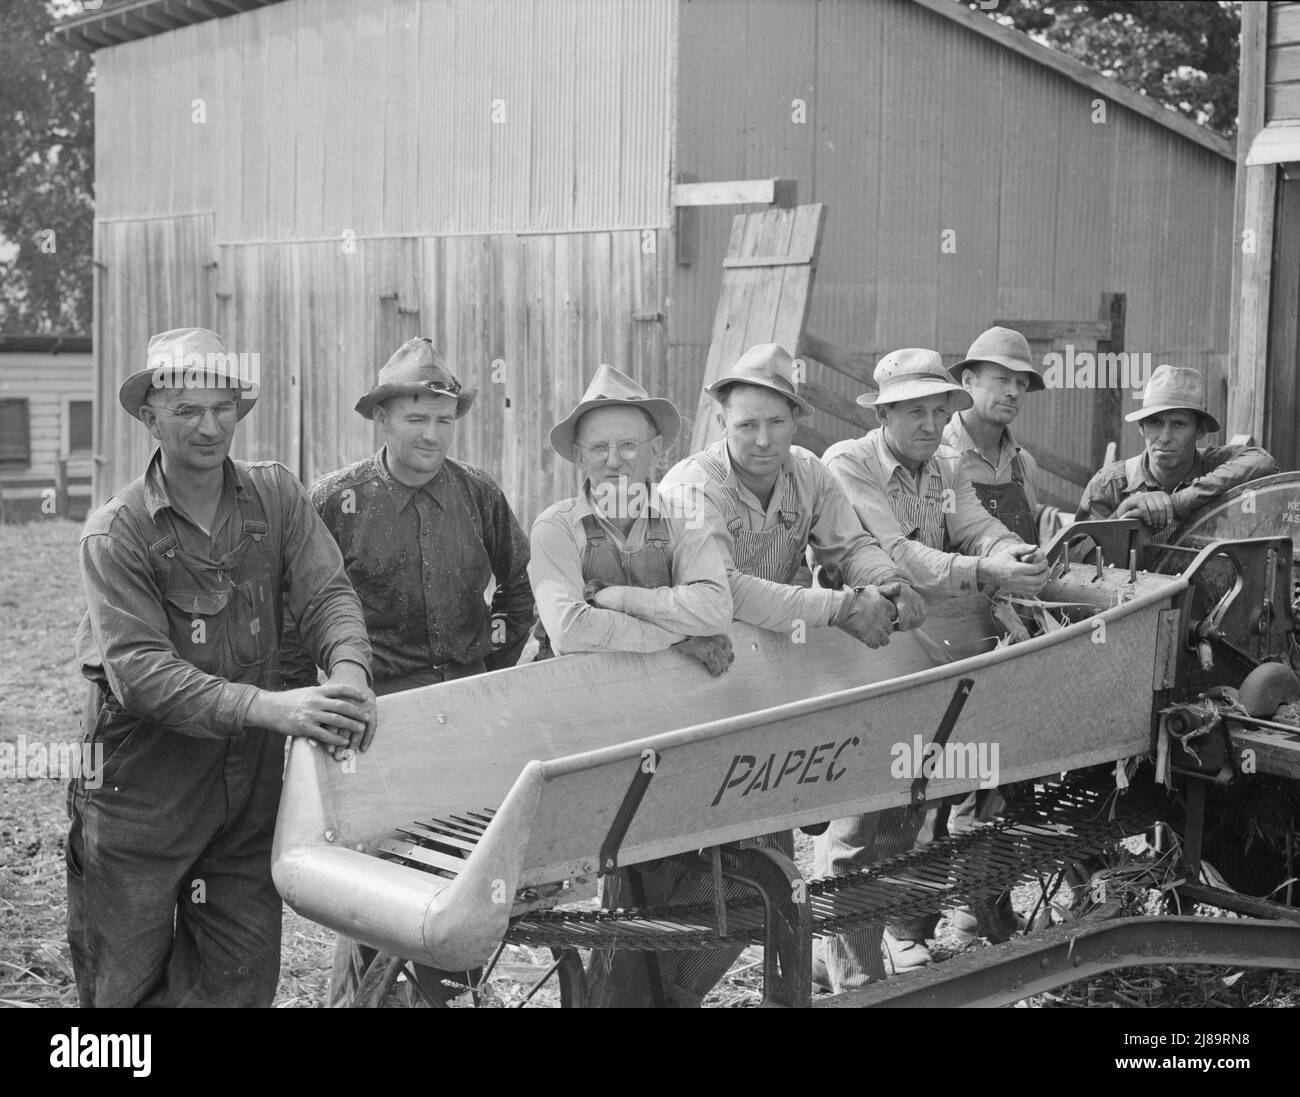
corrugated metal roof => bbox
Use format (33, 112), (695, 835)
(54, 0), (286, 52)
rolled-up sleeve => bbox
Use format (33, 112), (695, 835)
(274, 467), (372, 680)
(1171, 445), (1279, 518)
(529, 510), (686, 654)
(597, 496), (733, 635)
(80, 528), (260, 739)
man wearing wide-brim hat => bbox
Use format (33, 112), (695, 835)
(529, 362), (733, 665)
(1076, 364), (1277, 538)
(656, 342), (926, 1006)
(529, 363), (734, 1008)
(275, 336), (536, 1007)
(816, 347), (1050, 992)
(943, 326), (1048, 546)
(69, 327), (375, 1007)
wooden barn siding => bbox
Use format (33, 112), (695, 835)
(0, 355), (94, 484)
(93, 216), (675, 527)
(1268, 2), (1300, 121)
(673, 0), (1235, 507)
(92, 0), (674, 238)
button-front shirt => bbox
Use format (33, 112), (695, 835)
(529, 483), (733, 655)
(821, 430), (1020, 597)
(286, 449), (534, 684)
(1076, 444), (1279, 530)
(942, 414), (1041, 513)
(659, 441), (908, 632)
(76, 451), (371, 739)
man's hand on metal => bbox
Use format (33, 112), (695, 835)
(981, 544), (1050, 595)
(248, 681), (375, 758)
(834, 586), (896, 649)
(1116, 491), (1176, 530)
(673, 633), (735, 677)
(877, 580), (926, 631)
(326, 661), (378, 756)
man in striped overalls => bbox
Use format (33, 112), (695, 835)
(818, 348), (1050, 990)
(529, 364), (735, 1007)
(658, 342), (927, 1003)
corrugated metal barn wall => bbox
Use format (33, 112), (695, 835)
(92, 0), (677, 524)
(673, 0), (1236, 507)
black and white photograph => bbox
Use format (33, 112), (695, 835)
(1, 0), (1297, 1057)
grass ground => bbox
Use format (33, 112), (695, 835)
(1, 518), (1296, 1008)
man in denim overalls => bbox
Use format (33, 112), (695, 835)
(529, 364), (735, 1006)
(68, 328), (374, 1007)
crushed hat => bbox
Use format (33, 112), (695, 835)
(1124, 364), (1219, 433)
(705, 343), (814, 415)
(355, 338), (476, 420)
(549, 364), (681, 461)
(119, 327), (259, 421)
(950, 325), (1045, 392)
(857, 348), (975, 411)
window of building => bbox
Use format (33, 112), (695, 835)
(69, 399), (93, 454)
(0, 399), (31, 467)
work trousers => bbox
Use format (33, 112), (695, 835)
(816, 791), (1011, 991)
(587, 831), (794, 1008)
(66, 705), (286, 1008)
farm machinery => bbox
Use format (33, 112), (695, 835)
(272, 479), (1300, 1007)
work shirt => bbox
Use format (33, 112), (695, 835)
(529, 482), (733, 655)
(821, 430), (1020, 598)
(942, 415), (1041, 514)
(283, 449), (534, 684)
(658, 440), (908, 632)
(1076, 443), (1279, 537)
(75, 451), (371, 739)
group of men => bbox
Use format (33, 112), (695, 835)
(69, 322), (1277, 1007)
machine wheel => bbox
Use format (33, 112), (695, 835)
(349, 947), (588, 1008)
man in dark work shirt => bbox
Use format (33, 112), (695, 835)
(280, 336), (534, 1005)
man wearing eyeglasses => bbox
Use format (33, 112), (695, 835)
(527, 364), (733, 1008)
(275, 337), (536, 1007)
(528, 363), (733, 670)
(68, 327), (375, 1007)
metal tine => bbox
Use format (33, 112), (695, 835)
(397, 823), (479, 854)
(446, 813), (490, 831)
(424, 815), (487, 838)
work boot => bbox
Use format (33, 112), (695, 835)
(947, 896), (1024, 947)
(883, 930), (932, 974)
(811, 952), (833, 994)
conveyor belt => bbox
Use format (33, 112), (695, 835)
(504, 780), (1172, 953)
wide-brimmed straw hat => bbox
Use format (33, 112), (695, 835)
(950, 326), (1045, 392)
(705, 343), (814, 415)
(1124, 364), (1219, 433)
(119, 327), (259, 421)
(549, 364), (681, 461)
(857, 348), (974, 411)
(355, 338), (476, 420)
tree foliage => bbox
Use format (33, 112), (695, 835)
(0, 0), (94, 334)
(968, 1), (1240, 138)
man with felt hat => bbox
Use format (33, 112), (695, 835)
(69, 327), (375, 1006)
(943, 326), (1048, 546)
(1076, 364), (1277, 539)
(275, 336), (536, 1007)
(816, 347), (1049, 991)
(529, 363), (734, 1008)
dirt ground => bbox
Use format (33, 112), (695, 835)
(2, 518), (1296, 1008)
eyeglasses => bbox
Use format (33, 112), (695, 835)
(156, 400), (240, 425)
(577, 437), (656, 462)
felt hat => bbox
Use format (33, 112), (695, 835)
(857, 348), (974, 411)
(950, 326), (1045, 392)
(704, 343), (814, 415)
(1124, 364), (1219, 433)
(355, 338), (476, 420)
(118, 327), (259, 421)
(549, 364), (681, 461)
